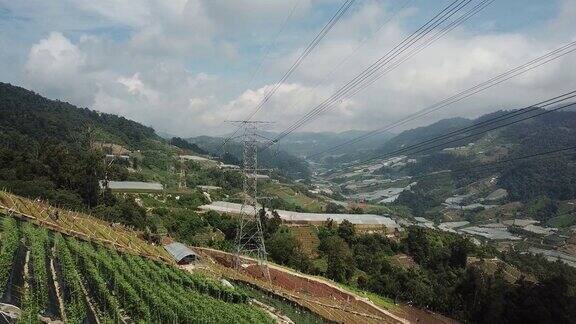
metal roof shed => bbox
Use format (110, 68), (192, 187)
(164, 242), (199, 265)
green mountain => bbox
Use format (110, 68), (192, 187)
(0, 82), (160, 149)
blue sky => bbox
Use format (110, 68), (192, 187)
(0, 0), (575, 136)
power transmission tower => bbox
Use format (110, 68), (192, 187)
(178, 159), (187, 189)
(225, 120), (273, 280)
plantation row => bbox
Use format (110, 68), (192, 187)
(0, 215), (273, 323)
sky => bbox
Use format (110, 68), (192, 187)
(1, 0), (575, 137)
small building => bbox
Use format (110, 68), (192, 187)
(246, 174), (269, 180)
(180, 155), (212, 162)
(105, 154), (130, 161)
(99, 181), (163, 192)
(197, 185), (222, 191)
(164, 242), (200, 265)
(220, 163), (241, 170)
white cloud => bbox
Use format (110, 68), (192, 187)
(9, 0), (576, 137)
(117, 73), (160, 102)
(25, 32), (85, 81)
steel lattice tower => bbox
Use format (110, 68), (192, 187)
(226, 121), (271, 280)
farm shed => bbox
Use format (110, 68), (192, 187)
(99, 181), (163, 192)
(164, 242), (200, 265)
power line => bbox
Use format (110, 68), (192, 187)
(270, 0), (493, 145)
(277, 0), (495, 142)
(273, 0), (475, 141)
(271, 0), (482, 140)
(278, 0), (413, 121)
(217, 0), (357, 155)
(243, 0), (357, 121)
(345, 90), (576, 169)
(218, 0), (301, 130)
(367, 93), (576, 160)
(306, 40), (576, 158)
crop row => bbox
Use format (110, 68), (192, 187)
(54, 233), (88, 323)
(20, 224), (50, 321)
(0, 216), (20, 294)
(63, 237), (273, 323)
(1, 214), (274, 323)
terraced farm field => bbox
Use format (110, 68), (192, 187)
(0, 215), (273, 323)
(198, 248), (457, 324)
(0, 191), (171, 263)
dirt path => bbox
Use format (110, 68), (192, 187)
(77, 277), (101, 324)
(50, 246), (66, 322)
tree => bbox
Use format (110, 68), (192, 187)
(318, 218), (337, 240)
(319, 235), (355, 282)
(267, 210), (282, 237)
(267, 227), (298, 265)
(338, 219), (356, 245)
(266, 226), (310, 271)
(325, 202), (344, 213)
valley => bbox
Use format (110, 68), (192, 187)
(2, 82), (576, 322)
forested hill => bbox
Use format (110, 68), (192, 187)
(0, 82), (160, 149)
(0, 82), (309, 210)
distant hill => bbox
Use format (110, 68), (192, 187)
(256, 130), (395, 158)
(187, 135), (311, 180)
(376, 117), (472, 154)
(377, 110), (576, 156)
